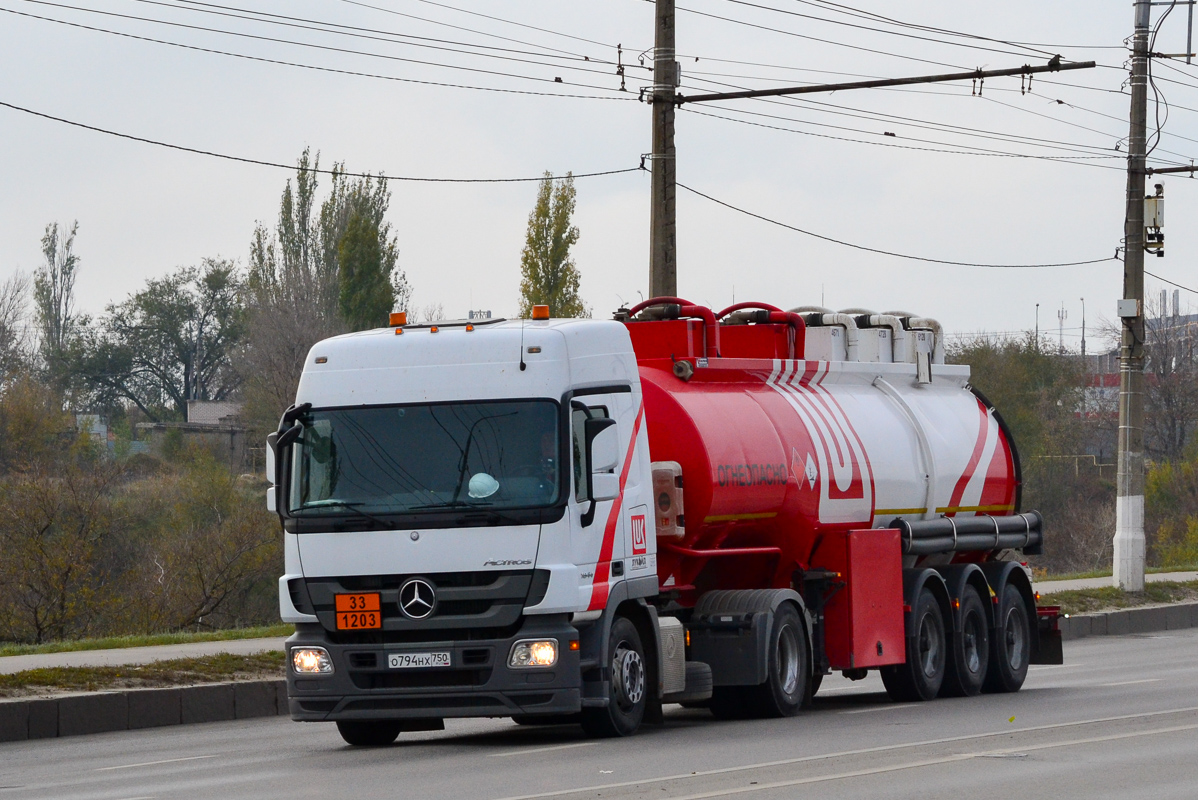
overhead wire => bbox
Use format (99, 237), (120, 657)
(790, 0), (1127, 52)
(0, 97), (643, 182)
(0, 5), (640, 99)
(676, 182), (1119, 268)
(10, 0), (643, 93)
(1145, 271), (1198, 295)
(717, 0), (1063, 61)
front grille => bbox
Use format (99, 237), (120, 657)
(301, 570), (538, 642)
(349, 652), (379, 669)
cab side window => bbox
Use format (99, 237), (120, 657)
(571, 404), (609, 503)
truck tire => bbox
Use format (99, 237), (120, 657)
(336, 719), (402, 747)
(941, 585), (990, 697)
(747, 603), (809, 717)
(982, 582), (1031, 694)
(581, 616), (647, 737)
(881, 585), (946, 702)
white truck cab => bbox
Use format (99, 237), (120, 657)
(269, 316), (659, 742)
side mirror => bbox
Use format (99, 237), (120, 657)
(591, 473), (620, 502)
(276, 421), (303, 450)
(589, 423), (619, 474)
(265, 431), (277, 485)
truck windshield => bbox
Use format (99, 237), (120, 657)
(288, 400), (560, 517)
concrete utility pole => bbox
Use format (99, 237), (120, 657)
(1114, 0), (1151, 591)
(648, 0), (678, 298)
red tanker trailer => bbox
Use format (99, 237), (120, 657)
(273, 297), (1061, 744)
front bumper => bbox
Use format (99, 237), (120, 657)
(286, 615), (581, 721)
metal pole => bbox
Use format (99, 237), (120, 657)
(649, 0), (677, 299)
(1115, 0), (1151, 592)
(1081, 297), (1087, 359)
(1188, 0), (1193, 64)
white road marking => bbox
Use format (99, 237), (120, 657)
(840, 703), (919, 715)
(489, 705), (1198, 800)
(488, 742), (597, 758)
(1100, 678), (1162, 687)
(96, 755), (216, 772)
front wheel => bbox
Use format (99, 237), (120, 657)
(748, 603), (809, 717)
(336, 719), (402, 747)
(982, 583), (1031, 694)
(581, 616), (647, 737)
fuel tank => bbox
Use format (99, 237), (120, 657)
(619, 301), (1019, 599)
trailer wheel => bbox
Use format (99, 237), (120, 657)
(941, 585), (990, 697)
(748, 603), (809, 717)
(982, 583), (1031, 694)
(581, 616), (647, 737)
(335, 720), (402, 747)
(881, 585), (946, 702)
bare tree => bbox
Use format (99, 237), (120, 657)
(1143, 295), (1198, 462)
(0, 272), (29, 390)
(33, 222), (81, 389)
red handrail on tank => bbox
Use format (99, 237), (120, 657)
(715, 302), (807, 360)
(628, 296), (721, 359)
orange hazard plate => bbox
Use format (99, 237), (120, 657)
(335, 593), (382, 630)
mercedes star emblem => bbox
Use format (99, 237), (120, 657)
(399, 578), (436, 620)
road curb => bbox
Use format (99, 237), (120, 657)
(1059, 601), (1198, 641)
(0, 679), (286, 743)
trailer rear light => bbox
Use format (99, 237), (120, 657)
(292, 647), (334, 674)
(532, 305), (550, 320)
(389, 311), (407, 326)
(952, 598), (961, 610)
(509, 639), (558, 668)
(685, 629), (691, 648)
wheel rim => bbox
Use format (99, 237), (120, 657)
(962, 612), (983, 676)
(1004, 606), (1026, 671)
(776, 624), (800, 696)
(612, 642), (645, 710)
(917, 610), (942, 679)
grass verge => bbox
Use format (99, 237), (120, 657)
(0, 624), (293, 658)
(0, 652), (286, 698)
(1038, 580), (1198, 616)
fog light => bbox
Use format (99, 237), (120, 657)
(509, 639), (558, 668)
(292, 647), (334, 674)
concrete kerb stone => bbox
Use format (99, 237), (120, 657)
(27, 698), (58, 739)
(182, 683), (235, 724)
(1129, 605), (1168, 634)
(234, 681), (279, 720)
(59, 692), (127, 737)
(127, 687), (181, 730)
(0, 700), (29, 742)
(275, 680), (288, 715)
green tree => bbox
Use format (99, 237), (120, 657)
(518, 172), (588, 319)
(74, 260), (245, 421)
(242, 151), (409, 429)
(33, 221), (81, 391)
(338, 210), (393, 330)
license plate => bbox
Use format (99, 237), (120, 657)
(388, 652), (451, 669)
(335, 593), (381, 630)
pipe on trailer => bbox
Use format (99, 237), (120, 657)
(888, 511), (1043, 556)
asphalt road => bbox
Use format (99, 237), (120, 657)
(2, 629), (1196, 800)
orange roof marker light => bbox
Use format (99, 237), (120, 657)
(430, 326), (439, 333)
(531, 305), (550, 321)
(389, 311), (407, 327)
(466, 324), (475, 332)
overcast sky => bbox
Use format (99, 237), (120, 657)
(2, 0), (1195, 347)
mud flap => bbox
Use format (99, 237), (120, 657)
(1031, 605), (1064, 665)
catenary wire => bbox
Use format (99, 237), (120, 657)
(1145, 270), (1198, 295)
(676, 181), (1119, 267)
(133, 0), (625, 73)
(0, 6), (639, 100)
(717, 0), (1063, 61)
(0, 98), (643, 182)
(680, 107), (1126, 169)
(794, 0), (1125, 51)
(10, 0), (640, 93)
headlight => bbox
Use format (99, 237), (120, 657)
(508, 639), (558, 668)
(292, 647), (334, 674)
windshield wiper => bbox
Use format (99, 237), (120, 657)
(297, 499), (394, 528)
